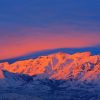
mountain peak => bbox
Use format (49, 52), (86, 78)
(71, 52), (91, 58)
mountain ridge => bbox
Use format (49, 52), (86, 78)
(0, 51), (100, 81)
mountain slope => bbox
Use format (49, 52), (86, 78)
(0, 52), (100, 81)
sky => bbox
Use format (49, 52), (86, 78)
(0, 0), (100, 60)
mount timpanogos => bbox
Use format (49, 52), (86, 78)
(0, 52), (100, 81)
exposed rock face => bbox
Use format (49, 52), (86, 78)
(0, 52), (100, 81)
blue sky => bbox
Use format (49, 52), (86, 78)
(0, 0), (100, 59)
(0, 0), (100, 32)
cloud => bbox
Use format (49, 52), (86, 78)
(0, 29), (100, 59)
(0, 0), (100, 59)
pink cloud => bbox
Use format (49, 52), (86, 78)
(0, 31), (100, 60)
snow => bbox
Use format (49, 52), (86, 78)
(0, 52), (100, 100)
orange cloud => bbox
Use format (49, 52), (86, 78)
(0, 33), (100, 60)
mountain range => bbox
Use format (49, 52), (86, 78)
(0, 51), (100, 100)
(0, 51), (100, 81)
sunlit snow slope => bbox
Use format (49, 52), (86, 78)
(0, 52), (100, 81)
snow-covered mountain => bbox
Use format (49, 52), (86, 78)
(0, 52), (100, 100)
(0, 52), (100, 81)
